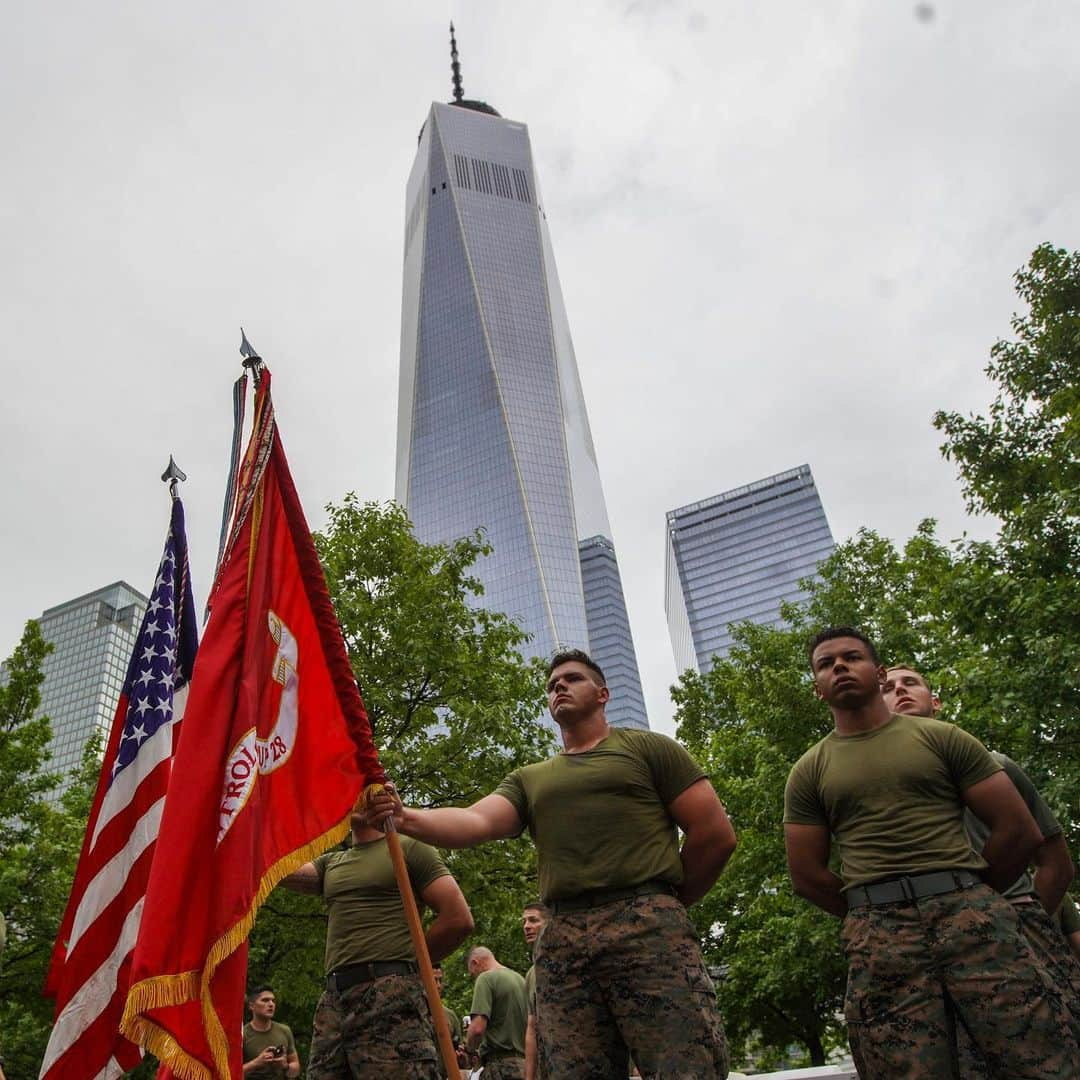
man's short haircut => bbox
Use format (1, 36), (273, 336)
(466, 946), (494, 965)
(547, 648), (606, 686)
(807, 626), (881, 666)
(247, 984), (274, 1003)
(885, 663), (931, 689)
(522, 900), (549, 915)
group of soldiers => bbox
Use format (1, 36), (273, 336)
(240, 634), (1079, 1079)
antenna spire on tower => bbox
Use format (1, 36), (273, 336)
(450, 21), (464, 102)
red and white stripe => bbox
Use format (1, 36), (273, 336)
(39, 684), (188, 1079)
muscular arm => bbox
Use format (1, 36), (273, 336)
(280, 861), (320, 895)
(1031, 833), (1075, 914)
(285, 1049), (301, 1078)
(466, 1013), (488, 1053)
(525, 1014), (539, 1080)
(372, 790), (523, 848)
(418, 874), (474, 963)
(962, 771), (1044, 893)
(668, 778), (736, 907)
(785, 823), (846, 918)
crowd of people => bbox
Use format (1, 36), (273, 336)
(240, 634), (1079, 1079)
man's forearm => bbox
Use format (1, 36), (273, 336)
(1032, 834), (1075, 914)
(424, 911), (472, 963)
(398, 806), (492, 848)
(791, 868), (847, 918)
(678, 826), (736, 907)
(525, 1015), (538, 1080)
(981, 824), (1041, 893)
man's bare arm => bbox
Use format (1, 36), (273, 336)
(280, 861), (320, 895)
(1031, 833), (1076, 914)
(963, 772), (1044, 893)
(419, 874), (474, 963)
(369, 788), (523, 848)
(668, 778), (736, 907)
(785, 823), (846, 918)
(525, 1014), (539, 1080)
(466, 1014), (488, 1053)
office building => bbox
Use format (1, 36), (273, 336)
(36, 581), (148, 791)
(396, 30), (647, 728)
(665, 465), (834, 673)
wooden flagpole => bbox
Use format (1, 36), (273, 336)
(381, 813), (463, 1080)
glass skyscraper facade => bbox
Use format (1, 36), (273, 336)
(396, 83), (647, 729)
(665, 465), (834, 673)
(36, 580), (148, 793)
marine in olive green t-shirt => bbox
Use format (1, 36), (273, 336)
(494, 727), (705, 901)
(783, 712), (1001, 890)
(313, 835), (449, 974)
(964, 751), (1062, 901)
(470, 966), (528, 1057)
(242, 1019), (296, 1079)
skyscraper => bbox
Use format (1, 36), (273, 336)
(36, 580), (149, 791)
(396, 30), (647, 729)
(665, 465), (835, 673)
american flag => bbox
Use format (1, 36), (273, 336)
(41, 496), (199, 1080)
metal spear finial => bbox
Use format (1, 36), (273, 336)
(239, 326), (262, 366)
(161, 455), (187, 500)
(450, 21), (464, 102)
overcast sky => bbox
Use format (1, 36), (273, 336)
(3, 2), (1078, 737)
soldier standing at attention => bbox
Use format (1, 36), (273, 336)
(465, 946), (528, 1077)
(520, 902), (548, 1080)
(784, 626), (1078, 1078)
(283, 799), (474, 1078)
(882, 664), (1080, 1013)
(370, 647), (735, 1078)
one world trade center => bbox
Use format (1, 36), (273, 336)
(396, 30), (648, 729)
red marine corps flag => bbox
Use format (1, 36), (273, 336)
(121, 356), (385, 1078)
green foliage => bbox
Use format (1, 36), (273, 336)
(934, 243), (1080, 812)
(0, 622), (101, 1076)
(249, 498), (551, 1055)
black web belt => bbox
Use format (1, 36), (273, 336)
(846, 869), (981, 910)
(549, 879), (675, 915)
(326, 960), (417, 993)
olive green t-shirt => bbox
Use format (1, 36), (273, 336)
(314, 836), (449, 974)
(470, 966), (527, 1057)
(524, 964), (536, 1017)
(242, 1020), (295, 1079)
(494, 728), (706, 901)
(964, 752), (1061, 900)
(783, 713), (1001, 890)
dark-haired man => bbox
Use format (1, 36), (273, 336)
(785, 627), (1077, 1077)
(882, 664), (1080, 1053)
(370, 648), (734, 1078)
(242, 986), (300, 1078)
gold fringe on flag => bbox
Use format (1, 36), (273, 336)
(121, 816), (352, 1079)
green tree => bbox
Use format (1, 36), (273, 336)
(934, 242), (1080, 817)
(249, 498), (551, 1057)
(0, 621), (102, 1076)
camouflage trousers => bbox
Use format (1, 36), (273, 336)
(480, 1055), (526, 1079)
(534, 891), (728, 1079)
(308, 972), (440, 1079)
(840, 881), (1078, 1079)
(955, 896), (1080, 1077)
